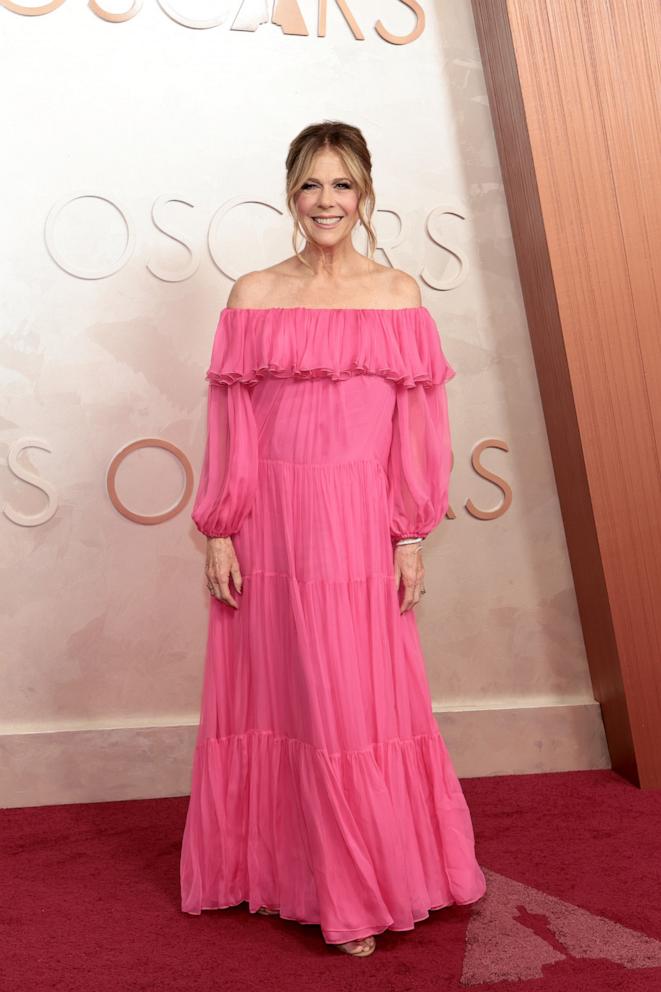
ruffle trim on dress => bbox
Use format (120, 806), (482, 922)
(204, 306), (456, 389)
(179, 727), (486, 943)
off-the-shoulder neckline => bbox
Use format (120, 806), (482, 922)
(222, 305), (429, 314)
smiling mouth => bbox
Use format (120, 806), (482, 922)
(312, 216), (343, 227)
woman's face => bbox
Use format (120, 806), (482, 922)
(294, 148), (360, 246)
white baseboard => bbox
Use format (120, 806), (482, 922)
(433, 700), (611, 777)
(0, 701), (610, 809)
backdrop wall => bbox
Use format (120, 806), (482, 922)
(0, 0), (608, 807)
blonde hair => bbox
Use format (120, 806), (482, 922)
(285, 121), (377, 272)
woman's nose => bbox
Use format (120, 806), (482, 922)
(316, 188), (335, 207)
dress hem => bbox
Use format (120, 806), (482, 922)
(181, 887), (487, 944)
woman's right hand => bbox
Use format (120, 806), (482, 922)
(205, 536), (243, 608)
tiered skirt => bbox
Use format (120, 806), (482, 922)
(181, 457), (486, 943)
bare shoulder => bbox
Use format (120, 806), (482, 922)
(386, 268), (422, 307)
(365, 260), (422, 307)
(225, 268), (284, 309)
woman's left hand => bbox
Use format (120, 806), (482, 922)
(394, 543), (426, 613)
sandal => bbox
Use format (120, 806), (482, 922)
(256, 907), (376, 957)
(336, 935), (376, 957)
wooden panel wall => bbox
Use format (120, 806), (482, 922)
(471, 0), (661, 788)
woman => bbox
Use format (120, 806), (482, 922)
(180, 120), (486, 958)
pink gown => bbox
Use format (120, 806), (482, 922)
(179, 306), (486, 944)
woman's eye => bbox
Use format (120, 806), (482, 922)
(300, 182), (352, 190)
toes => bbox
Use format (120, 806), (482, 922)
(338, 934), (376, 954)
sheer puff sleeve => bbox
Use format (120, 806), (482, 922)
(191, 380), (258, 539)
(387, 348), (455, 546)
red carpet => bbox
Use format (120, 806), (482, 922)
(2, 769), (661, 992)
